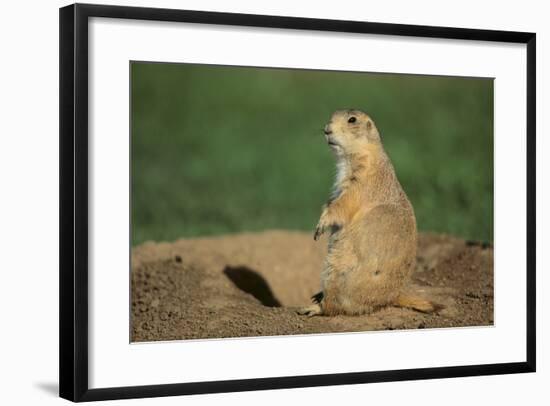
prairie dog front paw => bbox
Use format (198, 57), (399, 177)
(314, 207), (331, 240)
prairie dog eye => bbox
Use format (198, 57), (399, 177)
(348, 116), (357, 123)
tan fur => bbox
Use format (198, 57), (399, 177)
(298, 109), (437, 317)
(391, 293), (439, 313)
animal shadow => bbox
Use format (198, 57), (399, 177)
(223, 266), (281, 307)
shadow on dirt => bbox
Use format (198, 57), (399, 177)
(223, 265), (281, 307)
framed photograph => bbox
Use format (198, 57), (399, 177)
(59, 3), (536, 402)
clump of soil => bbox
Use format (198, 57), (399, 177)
(131, 231), (493, 342)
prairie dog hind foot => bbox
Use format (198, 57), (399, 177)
(297, 292), (324, 317)
(297, 304), (322, 317)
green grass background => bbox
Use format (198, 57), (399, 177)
(131, 62), (493, 246)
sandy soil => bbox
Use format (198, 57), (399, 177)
(131, 231), (493, 342)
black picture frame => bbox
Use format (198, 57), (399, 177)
(59, 3), (536, 402)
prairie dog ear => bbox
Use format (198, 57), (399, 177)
(366, 120), (373, 132)
(365, 119), (381, 141)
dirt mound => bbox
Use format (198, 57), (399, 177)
(131, 231), (493, 342)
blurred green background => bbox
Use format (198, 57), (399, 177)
(131, 62), (493, 246)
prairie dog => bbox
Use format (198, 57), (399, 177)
(299, 109), (436, 317)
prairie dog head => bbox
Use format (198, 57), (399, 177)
(323, 109), (381, 156)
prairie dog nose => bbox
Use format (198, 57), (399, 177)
(324, 124), (332, 135)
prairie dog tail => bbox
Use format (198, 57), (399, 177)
(392, 293), (442, 313)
